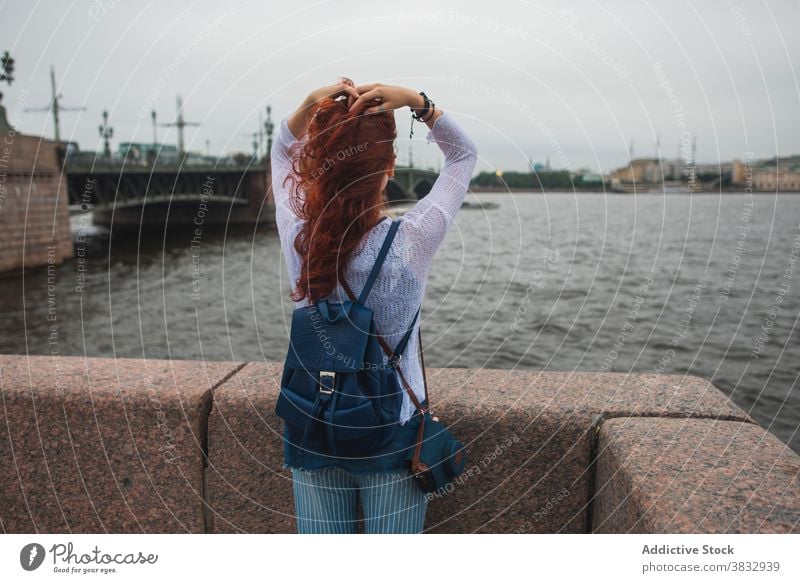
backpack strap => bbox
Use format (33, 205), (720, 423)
(388, 305), (420, 365)
(357, 218), (401, 305)
(340, 277), (428, 417)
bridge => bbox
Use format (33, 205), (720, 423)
(65, 157), (438, 229)
(386, 166), (437, 202)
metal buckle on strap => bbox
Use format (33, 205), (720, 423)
(319, 371), (335, 394)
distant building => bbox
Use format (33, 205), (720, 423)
(118, 142), (178, 161)
(732, 159), (749, 185)
(580, 173), (604, 184)
(693, 162), (732, 177)
(661, 158), (684, 180)
(572, 167), (604, 184)
(733, 155), (800, 191)
(752, 169), (800, 191)
(609, 158), (663, 184)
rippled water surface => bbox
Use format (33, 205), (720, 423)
(1, 192), (798, 452)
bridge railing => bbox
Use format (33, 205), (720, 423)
(65, 163), (270, 207)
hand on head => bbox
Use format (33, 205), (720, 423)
(307, 78), (360, 110)
(307, 79), (413, 117)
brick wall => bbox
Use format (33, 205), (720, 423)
(0, 130), (73, 273)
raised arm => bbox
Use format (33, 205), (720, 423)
(399, 109), (479, 277)
(270, 116), (305, 240)
(348, 85), (479, 276)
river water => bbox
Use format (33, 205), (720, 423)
(0, 192), (798, 452)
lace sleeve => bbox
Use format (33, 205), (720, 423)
(270, 117), (307, 242)
(399, 110), (479, 277)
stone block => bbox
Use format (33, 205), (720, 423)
(0, 354), (241, 533)
(592, 417), (800, 533)
(208, 365), (751, 533)
(205, 362), (293, 533)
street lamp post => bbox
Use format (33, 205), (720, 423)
(0, 50), (14, 84)
(23, 66), (85, 143)
(99, 110), (113, 158)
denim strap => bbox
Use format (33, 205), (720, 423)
(390, 305), (421, 363)
(358, 218), (401, 305)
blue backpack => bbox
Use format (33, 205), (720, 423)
(275, 218), (421, 457)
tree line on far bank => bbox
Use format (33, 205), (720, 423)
(470, 170), (601, 190)
(469, 170), (734, 190)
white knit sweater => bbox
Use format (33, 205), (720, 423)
(271, 109), (478, 425)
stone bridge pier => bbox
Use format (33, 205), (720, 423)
(0, 112), (73, 274)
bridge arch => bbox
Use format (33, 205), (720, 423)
(385, 180), (409, 203)
(412, 178), (434, 198)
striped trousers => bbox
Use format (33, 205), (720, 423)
(290, 465), (429, 533)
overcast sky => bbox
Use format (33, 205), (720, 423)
(1, 0), (798, 174)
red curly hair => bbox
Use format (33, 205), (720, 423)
(283, 95), (397, 304)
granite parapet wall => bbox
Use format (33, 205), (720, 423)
(0, 354), (243, 533)
(206, 365), (758, 533)
(1, 354), (798, 534)
(592, 417), (800, 533)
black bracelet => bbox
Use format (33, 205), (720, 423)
(411, 91), (431, 120)
(410, 92), (434, 138)
(421, 102), (436, 123)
